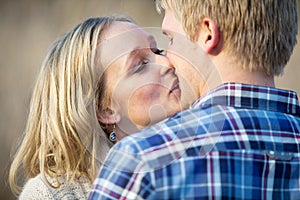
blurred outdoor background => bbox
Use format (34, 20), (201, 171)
(0, 1), (299, 199)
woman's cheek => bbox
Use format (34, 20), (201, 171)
(127, 85), (160, 126)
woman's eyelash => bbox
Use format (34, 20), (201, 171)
(153, 48), (166, 55)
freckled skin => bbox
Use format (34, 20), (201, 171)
(101, 21), (182, 134)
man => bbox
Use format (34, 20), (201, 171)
(89, 0), (300, 199)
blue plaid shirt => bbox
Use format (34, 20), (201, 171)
(89, 83), (300, 200)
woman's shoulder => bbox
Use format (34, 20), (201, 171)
(19, 174), (54, 199)
(19, 174), (91, 200)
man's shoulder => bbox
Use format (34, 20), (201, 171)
(116, 107), (206, 149)
(114, 103), (236, 151)
(106, 106), (223, 169)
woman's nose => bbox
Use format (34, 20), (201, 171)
(155, 54), (175, 75)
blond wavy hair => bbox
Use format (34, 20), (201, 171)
(9, 16), (133, 195)
(155, 0), (298, 76)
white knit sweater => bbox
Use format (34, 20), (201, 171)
(19, 174), (91, 199)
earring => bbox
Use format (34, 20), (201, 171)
(109, 124), (116, 142)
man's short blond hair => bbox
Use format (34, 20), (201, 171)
(156, 0), (298, 76)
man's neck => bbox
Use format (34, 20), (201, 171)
(211, 54), (275, 88)
(220, 67), (275, 87)
(190, 52), (276, 102)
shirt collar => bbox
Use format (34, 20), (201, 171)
(191, 83), (300, 116)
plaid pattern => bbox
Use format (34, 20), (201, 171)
(89, 83), (300, 200)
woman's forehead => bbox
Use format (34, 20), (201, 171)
(98, 21), (155, 69)
(104, 21), (149, 41)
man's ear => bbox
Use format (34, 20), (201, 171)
(198, 18), (220, 54)
(97, 108), (121, 124)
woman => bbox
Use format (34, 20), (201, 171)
(9, 16), (182, 199)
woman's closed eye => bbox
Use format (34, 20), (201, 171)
(134, 59), (149, 73)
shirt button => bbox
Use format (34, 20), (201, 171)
(266, 151), (293, 161)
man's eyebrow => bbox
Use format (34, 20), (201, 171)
(162, 30), (172, 39)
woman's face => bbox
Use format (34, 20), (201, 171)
(99, 21), (182, 133)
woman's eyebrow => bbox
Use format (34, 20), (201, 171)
(148, 35), (155, 43)
(148, 35), (157, 49)
(125, 48), (141, 69)
(125, 36), (154, 69)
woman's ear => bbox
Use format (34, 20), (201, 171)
(97, 108), (121, 124)
(197, 18), (220, 54)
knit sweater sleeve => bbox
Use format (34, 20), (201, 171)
(19, 175), (54, 200)
(18, 174), (91, 200)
